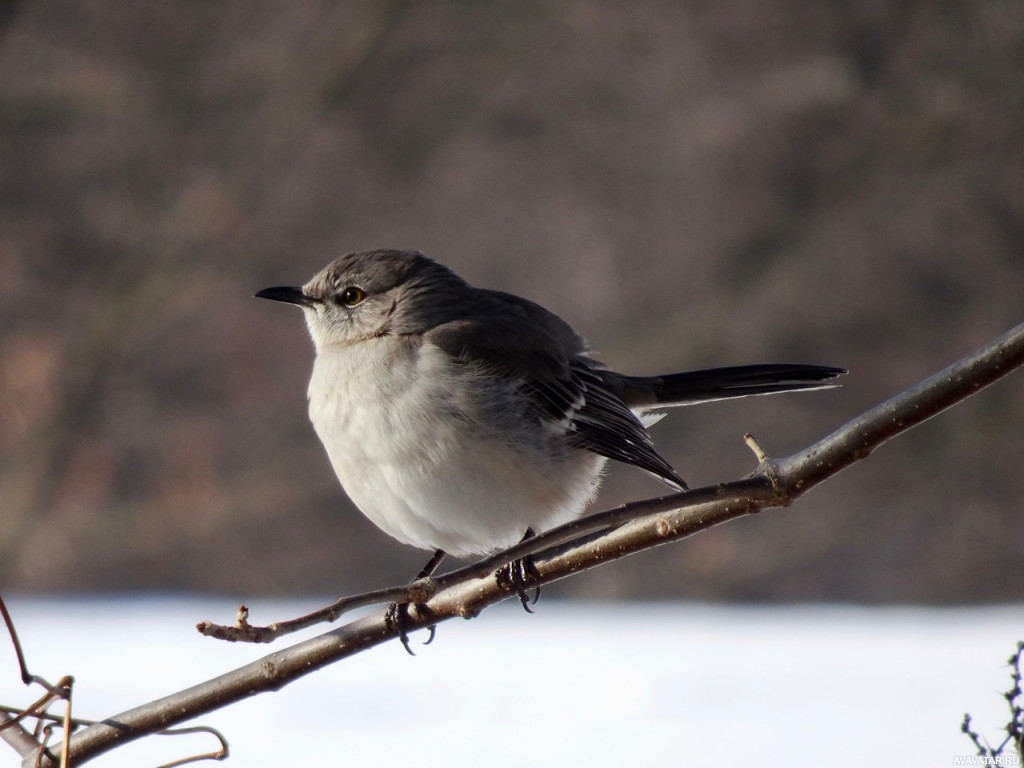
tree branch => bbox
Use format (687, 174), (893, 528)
(0, 711), (42, 764)
(32, 319), (1024, 767)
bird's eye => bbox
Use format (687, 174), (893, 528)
(340, 286), (366, 307)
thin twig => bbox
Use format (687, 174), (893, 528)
(0, 595), (33, 686)
(155, 725), (229, 768)
(0, 596), (80, 763)
(1, 705), (229, 767)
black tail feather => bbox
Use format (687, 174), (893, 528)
(621, 364), (846, 408)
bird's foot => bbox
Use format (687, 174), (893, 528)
(385, 601), (436, 656)
(385, 549), (445, 655)
(496, 555), (541, 613)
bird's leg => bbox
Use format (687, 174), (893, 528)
(385, 548), (446, 655)
(414, 547), (448, 581)
(496, 528), (541, 612)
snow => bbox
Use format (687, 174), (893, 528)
(2, 598), (1021, 767)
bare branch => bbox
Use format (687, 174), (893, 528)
(1, 594), (77, 765)
(33, 319), (1024, 767)
(1, 705), (228, 768)
(0, 712), (41, 764)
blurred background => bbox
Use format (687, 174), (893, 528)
(1, 0), (1021, 603)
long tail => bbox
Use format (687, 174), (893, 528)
(613, 364), (847, 408)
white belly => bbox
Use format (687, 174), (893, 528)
(307, 339), (605, 557)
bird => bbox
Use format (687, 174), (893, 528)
(256, 250), (843, 604)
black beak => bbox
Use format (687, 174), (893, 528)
(254, 286), (312, 306)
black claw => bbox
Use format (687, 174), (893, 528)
(516, 585), (535, 614)
(385, 599), (437, 655)
(497, 554), (541, 613)
(385, 601), (416, 656)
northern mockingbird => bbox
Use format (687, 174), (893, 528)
(257, 250), (843, 583)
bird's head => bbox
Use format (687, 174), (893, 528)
(256, 249), (469, 351)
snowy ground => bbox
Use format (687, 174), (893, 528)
(2, 598), (1021, 767)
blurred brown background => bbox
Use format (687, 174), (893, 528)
(1, 0), (1021, 602)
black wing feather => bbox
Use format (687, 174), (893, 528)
(562, 364), (687, 490)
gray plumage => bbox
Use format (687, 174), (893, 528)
(257, 249), (844, 558)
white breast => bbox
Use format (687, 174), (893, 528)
(307, 338), (605, 557)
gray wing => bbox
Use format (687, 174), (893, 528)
(557, 362), (687, 489)
(425, 289), (687, 490)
